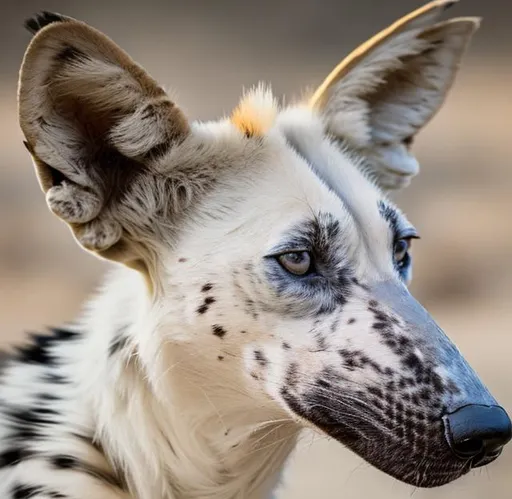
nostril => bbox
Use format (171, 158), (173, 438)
(451, 437), (484, 459)
(443, 404), (512, 462)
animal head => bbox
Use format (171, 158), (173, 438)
(18, 0), (511, 488)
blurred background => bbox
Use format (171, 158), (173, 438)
(0, 1), (510, 497)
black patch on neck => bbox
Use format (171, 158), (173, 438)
(14, 328), (80, 367)
(11, 482), (67, 499)
(0, 447), (34, 469)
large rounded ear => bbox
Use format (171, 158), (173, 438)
(309, 0), (480, 190)
(18, 12), (190, 271)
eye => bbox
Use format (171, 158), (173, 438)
(277, 251), (312, 276)
(393, 238), (412, 266)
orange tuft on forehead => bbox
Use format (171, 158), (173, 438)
(230, 84), (278, 137)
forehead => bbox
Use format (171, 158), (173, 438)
(181, 109), (406, 271)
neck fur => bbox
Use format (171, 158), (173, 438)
(74, 267), (299, 499)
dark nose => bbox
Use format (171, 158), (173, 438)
(443, 404), (512, 467)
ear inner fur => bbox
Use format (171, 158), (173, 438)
(309, 0), (459, 109)
(305, 2), (479, 190)
(18, 13), (191, 280)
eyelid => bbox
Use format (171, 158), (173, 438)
(398, 230), (420, 240)
(265, 247), (311, 258)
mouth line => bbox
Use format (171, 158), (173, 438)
(292, 411), (468, 487)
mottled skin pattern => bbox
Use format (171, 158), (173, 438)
(1, 3), (510, 499)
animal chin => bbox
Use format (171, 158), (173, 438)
(280, 390), (469, 488)
(377, 170), (413, 190)
(322, 425), (470, 488)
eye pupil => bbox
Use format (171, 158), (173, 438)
(278, 251), (312, 276)
(394, 238), (411, 264)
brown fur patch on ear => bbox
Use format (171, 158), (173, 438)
(231, 84), (278, 137)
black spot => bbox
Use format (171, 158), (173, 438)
(419, 388), (432, 401)
(254, 350), (267, 367)
(108, 332), (129, 357)
(282, 342), (291, 350)
(385, 339), (397, 349)
(12, 484), (43, 499)
(368, 386), (383, 399)
(374, 322), (389, 331)
(344, 358), (356, 370)
(347, 318), (356, 325)
(201, 283), (213, 293)
(338, 348), (353, 359)
(217, 355), (224, 361)
(0, 447), (32, 468)
(178, 257), (187, 263)
(41, 372), (69, 384)
(197, 296), (216, 315)
(212, 325), (226, 338)
(10, 484), (66, 499)
(48, 492), (67, 499)
(4, 407), (60, 440)
(359, 355), (370, 367)
(24, 11), (68, 35)
(431, 373), (444, 393)
(403, 353), (422, 371)
(315, 333), (328, 351)
(197, 304), (209, 314)
(406, 377), (416, 387)
(397, 335), (411, 350)
(316, 378), (331, 388)
(51, 455), (78, 469)
(240, 330), (247, 334)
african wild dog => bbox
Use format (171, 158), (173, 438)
(2, 0), (511, 498)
